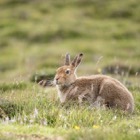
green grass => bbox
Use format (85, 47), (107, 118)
(0, 0), (140, 139)
(0, 85), (140, 140)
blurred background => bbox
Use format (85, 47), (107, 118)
(0, 0), (140, 85)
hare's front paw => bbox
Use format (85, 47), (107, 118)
(78, 95), (85, 104)
(90, 96), (106, 109)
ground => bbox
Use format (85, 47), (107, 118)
(0, 0), (140, 140)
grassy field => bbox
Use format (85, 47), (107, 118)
(0, 0), (140, 139)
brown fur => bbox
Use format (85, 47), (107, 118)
(54, 53), (134, 113)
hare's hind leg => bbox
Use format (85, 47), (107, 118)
(98, 80), (127, 111)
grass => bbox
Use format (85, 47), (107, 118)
(0, 85), (140, 139)
(0, 0), (140, 139)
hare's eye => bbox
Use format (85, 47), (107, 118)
(65, 69), (70, 74)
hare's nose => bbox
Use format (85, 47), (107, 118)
(56, 77), (59, 81)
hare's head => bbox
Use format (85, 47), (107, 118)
(54, 53), (83, 86)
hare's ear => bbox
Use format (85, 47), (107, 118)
(65, 53), (71, 65)
(71, 53), (83, 68)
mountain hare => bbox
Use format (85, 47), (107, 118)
(52, 53), (134, 113)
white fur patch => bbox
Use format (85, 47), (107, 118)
(91, 84), (94, 92)
(56, 85), (66, 103)
(56, 85), (78, 103)
(53, 80), (56, 85)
